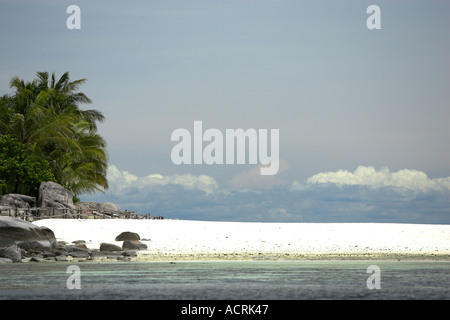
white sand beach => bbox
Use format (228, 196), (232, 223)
(33, 219), (450, 260)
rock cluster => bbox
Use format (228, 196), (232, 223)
(0, 194), (36, 209)
(0, 181), (125, 218)
(0, 216), (57, 263)
(115, 231), (148, 250)
(0, 182), (77, 215)
(0, 217), (148, 263)
(77, 201), (121, 213)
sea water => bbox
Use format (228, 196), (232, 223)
(0, 260), (448, 300)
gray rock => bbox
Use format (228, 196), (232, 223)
(0, 216), (57, 246)
(99, 243), (122, 252)
(76, 201), (121, 212)
(30, 255), (44, 262)
(107, 252), (122, 259)
(55, 256), (69, 262)
(122, 240), (148, 250)
(38, 181), (76, 209)
(0, 245), (22, 262)
(90, 250), (108, 259)
(0, 235), (16, 247)
(42, 252), (56, 258)
(90, 251), (121, 260)
(52, 249), (68, 256)
(0, 194), (36, 208)
(75, 201), (97, 211)
(100, 202), (121, 212)
(64, 242), (88, 250)
(0, 257), (13, 263)
(18, 240), (55, 252)
(115, 231), (140, 241)
(18, 248), (29, 258)
(68, 251), (89, 258)
(66, 245), (88, 252)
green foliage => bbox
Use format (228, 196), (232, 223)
(0, 134), (55, 197)
(73, 195), (81, 204)
(0, 71), (108, 197)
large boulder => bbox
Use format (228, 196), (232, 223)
(0, 216), (57, 250)
(0, 194), (36, 209)
(115, 231), (140, 241)
(38, 181), (76, 209)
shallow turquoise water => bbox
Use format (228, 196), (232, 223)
(0, 260), (448, 299)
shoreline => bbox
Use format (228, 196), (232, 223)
(137, 252), (450, 262)
(13, 252), (450, 263)
(134, 251), (450, 262)
(6, 252), (450, 264)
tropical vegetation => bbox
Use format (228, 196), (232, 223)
(0, 71), (108, 198)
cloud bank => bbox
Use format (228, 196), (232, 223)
(107, 165), (219, 195)
(296, 166), (450, 193)
(83, 165), (450, 224)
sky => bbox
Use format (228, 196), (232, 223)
(0, 0), (449, 223)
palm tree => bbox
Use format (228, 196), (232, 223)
(57, 121), (109, 195)
(35, 71), (105, 131)
(1, 75), (76, 152)
(0, 71), (108, 196)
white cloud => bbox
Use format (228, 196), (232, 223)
(302, 166), (450, 193)
(107, 164), (219, 195)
